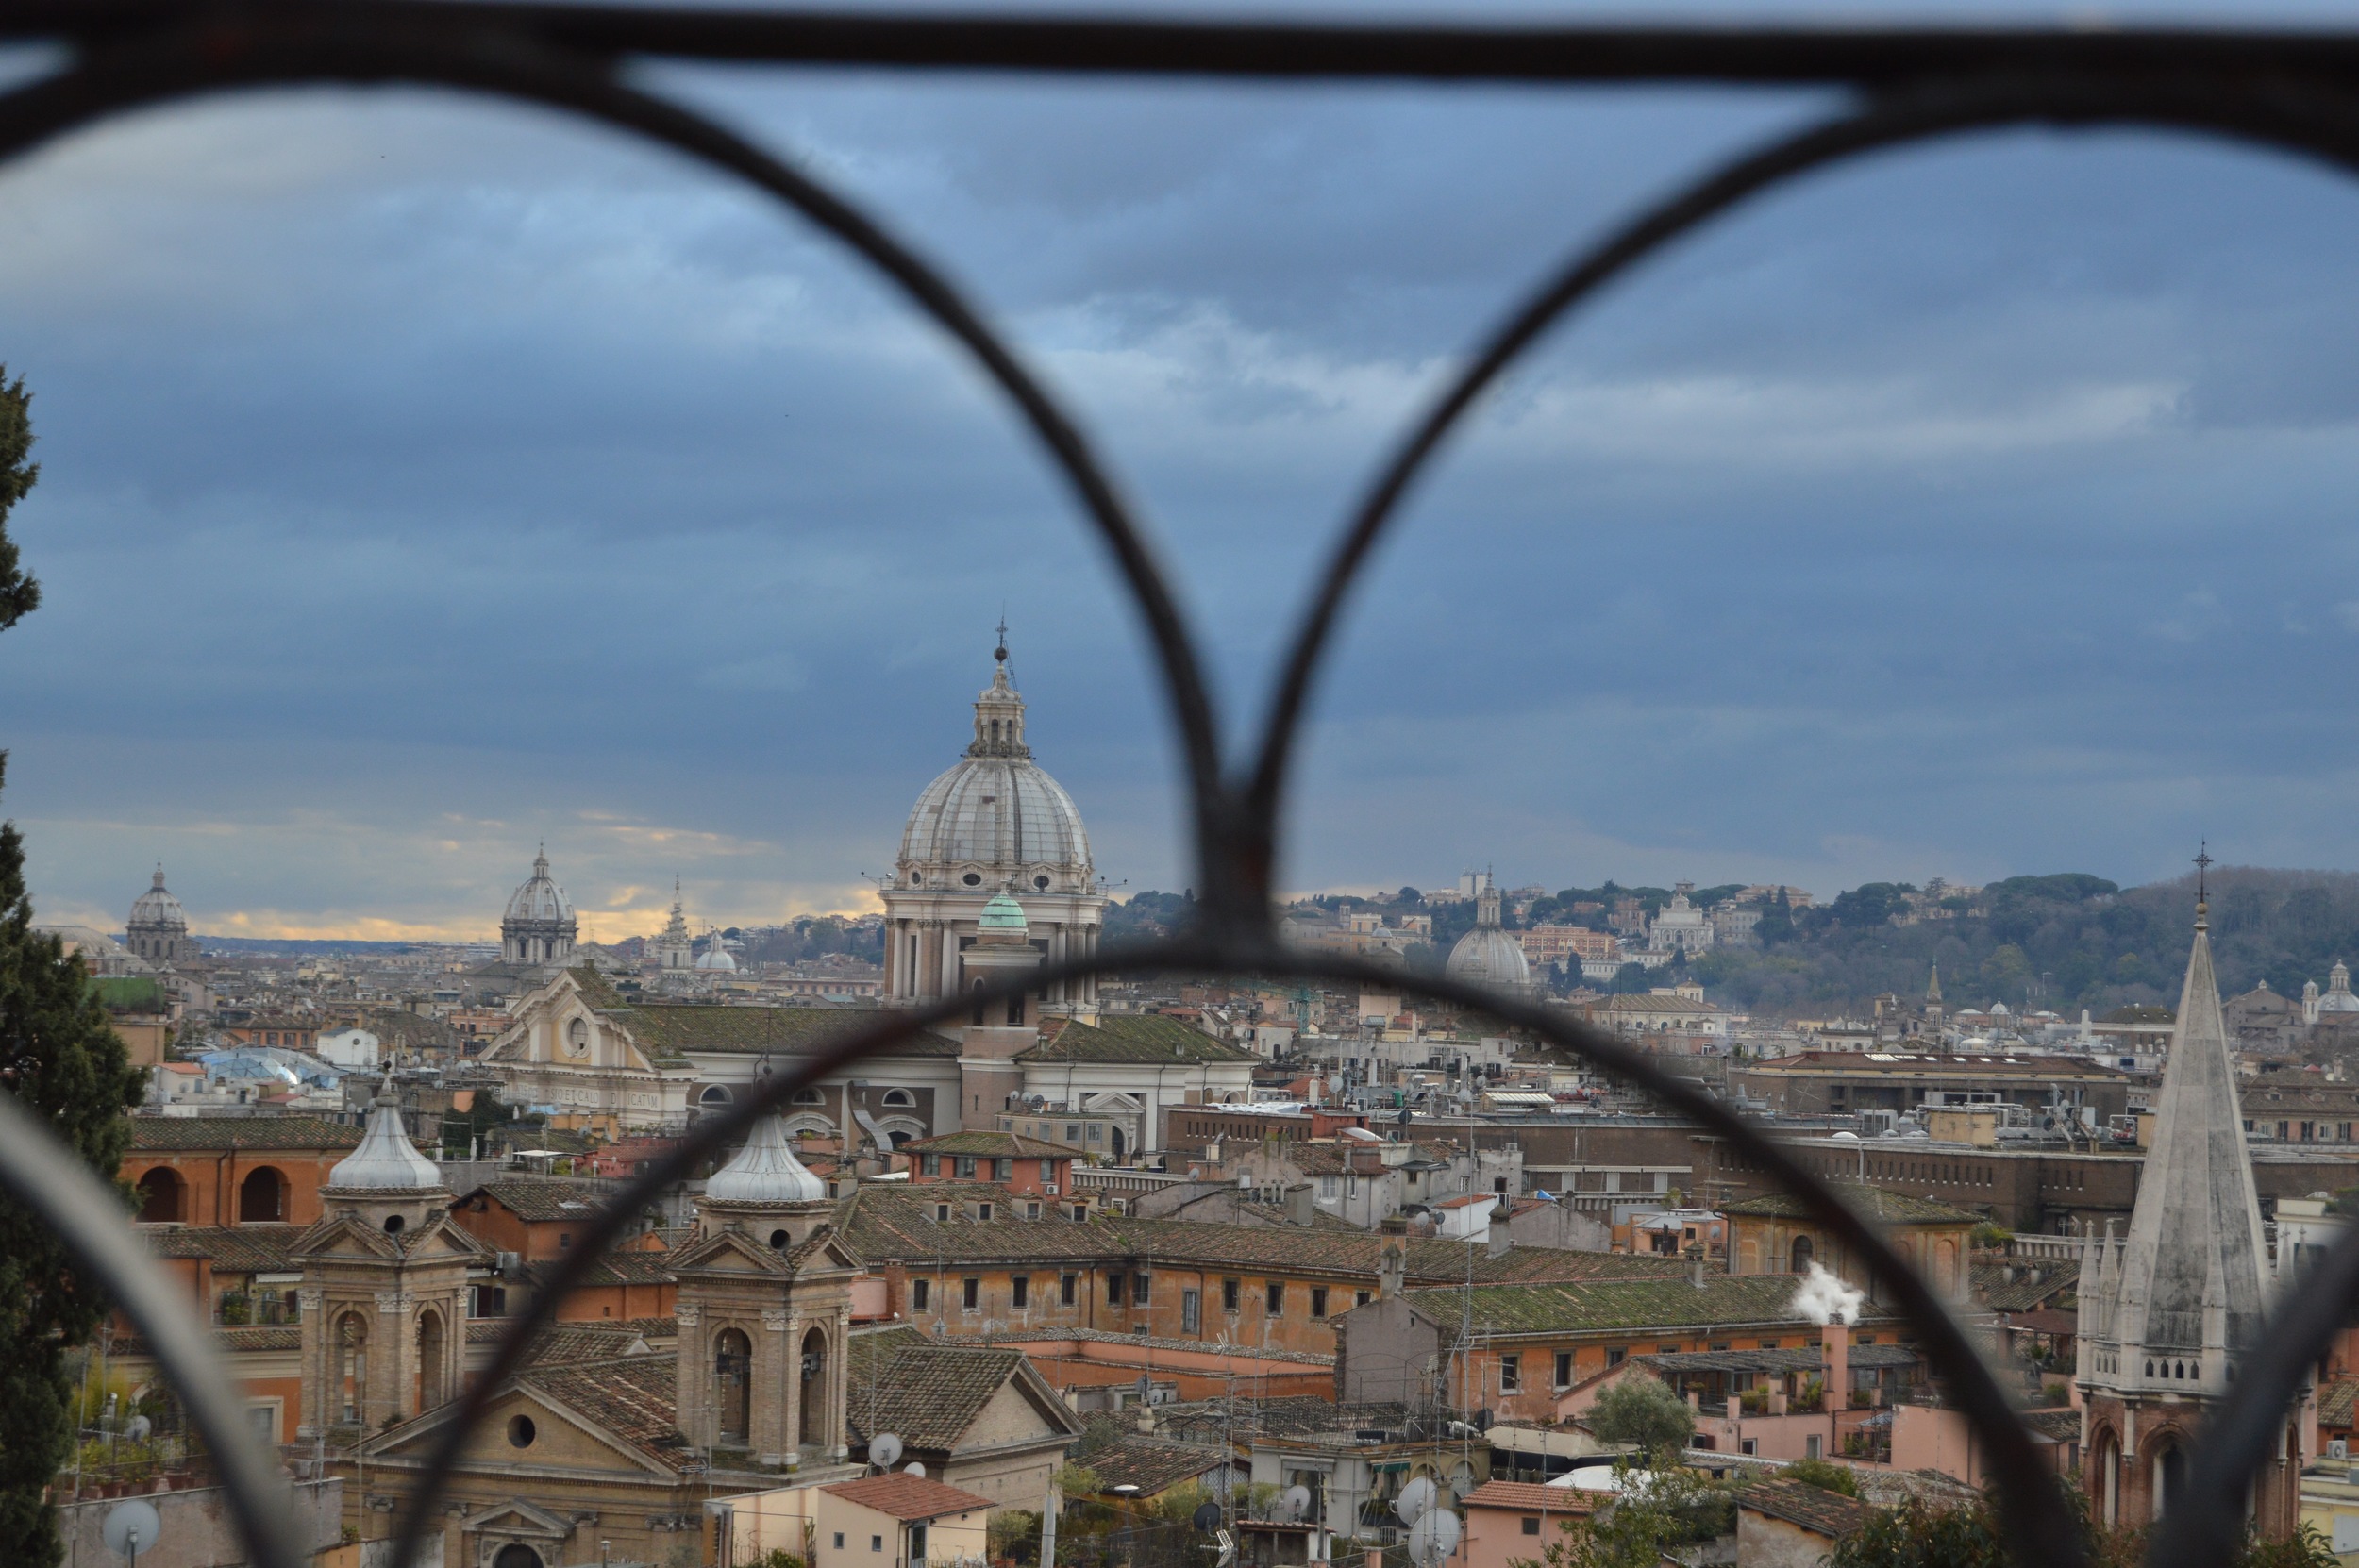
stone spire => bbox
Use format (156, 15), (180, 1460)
(2109, 888), (2269, 1365)
(1926, 963), (1943, 1006)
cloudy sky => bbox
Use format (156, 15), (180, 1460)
(4, 2), (2359, 941)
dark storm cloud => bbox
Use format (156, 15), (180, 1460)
(5, 5), (2359, 934)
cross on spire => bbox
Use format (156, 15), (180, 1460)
(2196, 842), (2212, 899)
(995, 615), (1009, 664)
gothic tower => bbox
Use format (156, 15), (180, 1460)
(295, 1093), (488, 1439)
(668, 1113), (859, 1469)
(2076, 879), (2308, 1534)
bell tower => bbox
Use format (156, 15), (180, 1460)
(669, 1113), (859, 1468)
(295, 1092), (487, 1440)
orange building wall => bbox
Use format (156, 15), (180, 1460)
(125, 1147), (343, 1227)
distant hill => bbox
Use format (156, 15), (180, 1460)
(1687, 867), (2359, 1019)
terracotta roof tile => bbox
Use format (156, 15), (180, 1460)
(1083, 1435), (1232, 1497)
(1739, 1478), (1875, 1538)
(1460, 1481), (1599, 1514)
(1016, 1015), (1257, 1066)
(1401, 1276), (1903, 1337)
(824, 1472), (995, 1521)
(845, 1329), (1052, 1451)
(520, 1354), (685, 1469)
(907, 1131), (1081, 1159)
(560, 968), (956, 1064)
(127, 1116), (360, 1152)
(1721, 1182), (1984, 1226)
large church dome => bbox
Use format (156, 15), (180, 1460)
(895, 644), (1092, 893)
(506, 851), (574, 925)
(128, 866), (189, 936)
(1447, 884), (1533, 992)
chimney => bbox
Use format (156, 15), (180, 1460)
(1821, 1322), (1849, 1413)
(1286, 1182), (1315, 1226)
(1486, 1200), (1512, 1259)
(1379, 1242), (1406, 1299)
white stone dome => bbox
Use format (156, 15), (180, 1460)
(2320, 961), (2359, 1014)
(895, 650), (1092, 892)
(506, 851), (574, 924)
(127, 867), (189, 934)
(694, 938), (738, 974)
(1446, 881), (1532, 991)
(1447, 925), (1532, 990)
(706, 1112), (826, 1204)
(328, 1096), (443, 1192)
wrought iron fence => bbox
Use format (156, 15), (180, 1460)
(1, 8), (2355, 1568)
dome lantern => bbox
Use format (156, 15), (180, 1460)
(704, 1112), (828, 1208)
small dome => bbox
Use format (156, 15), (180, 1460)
(127, 866), (189, 934)
(694, 939), (738, 974)
(328, 1096), (443, 1192)
(506, 851), (575, 925)
(1447, 926), (1532, 989)
(706, 1112), (826, 1204)
(978, 890), (1029, 936)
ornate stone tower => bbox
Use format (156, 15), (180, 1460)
(2077, 874), (2308, 1534)
(295, 1093), (487, 1440)
(653, 878), (694, 977)
(670, 1113), (859, 1469)
(125, 865), (200, 966)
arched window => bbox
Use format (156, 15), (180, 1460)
(135, 1168), (183, 1224)
(1790, 1236), (1815, 1274)
(881, 1090), (914, 1109)
(415, 1309), (445, 1413)
(2156, 1444), (2187, 1511)
(793, 1088), (826, 1107)
(336, 1314), (368, 1426)
(700, 1084), (733, 1107)
(239, 1166), (286, 1223)
(2095, 1430), (2121, 1526)
(715, 1328), (752, 1445)
(799, 1327), (828, 1446)
(972, 978), (988, 1026)
(493, 1546), (544, 1568)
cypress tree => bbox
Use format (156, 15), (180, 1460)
(0, 365), (144, 1567)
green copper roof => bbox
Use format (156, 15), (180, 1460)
(978, 891), (1029, 934)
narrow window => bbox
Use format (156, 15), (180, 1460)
(1133, 1273), (1151, 1306)
(1500, 1354), (1521, 1393)
(1182, 1291), (1201, 1334)
(1356, 1291), (1371, 1307)
(1555, 1352), (1573, 1387)
(1062, 1274), (1078, 1306)
(958, 1156), (977, 1178)
(1266, 1282), (1284, 1315)
(912, 1280), (930, 1310)
(995, 1159), (1014, 1180)
(921, 1155), (941, 1176)
(1223, 1279), (1240, 1311)
(1012, 1276), (1029, 1309)
(1311, 1287), (1329, 1317)
(1109, 1273), (1126, 1306)
(963, 1277), (980, 1309)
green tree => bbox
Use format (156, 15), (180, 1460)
(1583, 1374), (1696, 1461)
(1778, 1458), (1859, 1497)
(0, 365), (144, 1568)
(1516, 1463), (1732, 1568)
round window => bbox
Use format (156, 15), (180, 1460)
(911, 873), (923, 885)
(508, 1415), (536, 1448)
(382, 1213), (405, 1235)
(770, 1228), (791, 1249)
(962, 872), (982, 887)
(1035, 876), (1050, 891)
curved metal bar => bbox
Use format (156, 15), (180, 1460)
(2149, 1213), (2359, 1568)
(0, 13), (1230, 868)
(1245, 71), (2359, 837)
(0, 1091), (306, 1568)
(378, 938), (2077, 1568)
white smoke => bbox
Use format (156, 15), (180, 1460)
(1788, 1260), (1865, 1326)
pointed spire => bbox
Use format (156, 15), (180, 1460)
(1926, 963), (1942, 1005)
(2107, 902), (2268, 1360)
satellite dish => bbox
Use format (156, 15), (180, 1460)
(904, 1461), (927, 1478)
(1327, 1075), (1346, 1096)
(871, 1434), (903, 1470)
(103, 1499), (161, 1560)
(1395, 1476), (1436, 1526)
(1283, 1486), (1313, 1522)
(1408, 1510), (1461, 1568)
(1447, 1462), (1475, 1502)
(1192, 1502), (1224, 1533)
